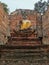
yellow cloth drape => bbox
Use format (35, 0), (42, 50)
(21, 20), (31, 30)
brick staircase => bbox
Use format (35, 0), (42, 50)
(0, 31), (49, 65)
(7, 31), (41, 46)
(0, 45), (49, 65)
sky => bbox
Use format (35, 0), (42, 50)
(0, 0), (47, 12)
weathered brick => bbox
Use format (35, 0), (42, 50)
(42, 6), (49, 45)
(0, 3), (10, 45)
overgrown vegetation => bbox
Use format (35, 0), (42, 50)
(0, 2), (9, 14)
(34, 0), (48, 13)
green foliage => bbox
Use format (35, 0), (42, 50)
(34, 0), (47, 14)
(0, 2), (9, 14)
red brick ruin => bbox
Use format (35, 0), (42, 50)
(0, 3), (49, 65)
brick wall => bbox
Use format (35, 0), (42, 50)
(9, 9), (37, 34)
(42, 6), (49, 45)
(0, 3), (10, 45)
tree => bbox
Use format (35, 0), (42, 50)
(0, 2), (9, 14)
(34, 0), (47, 14)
